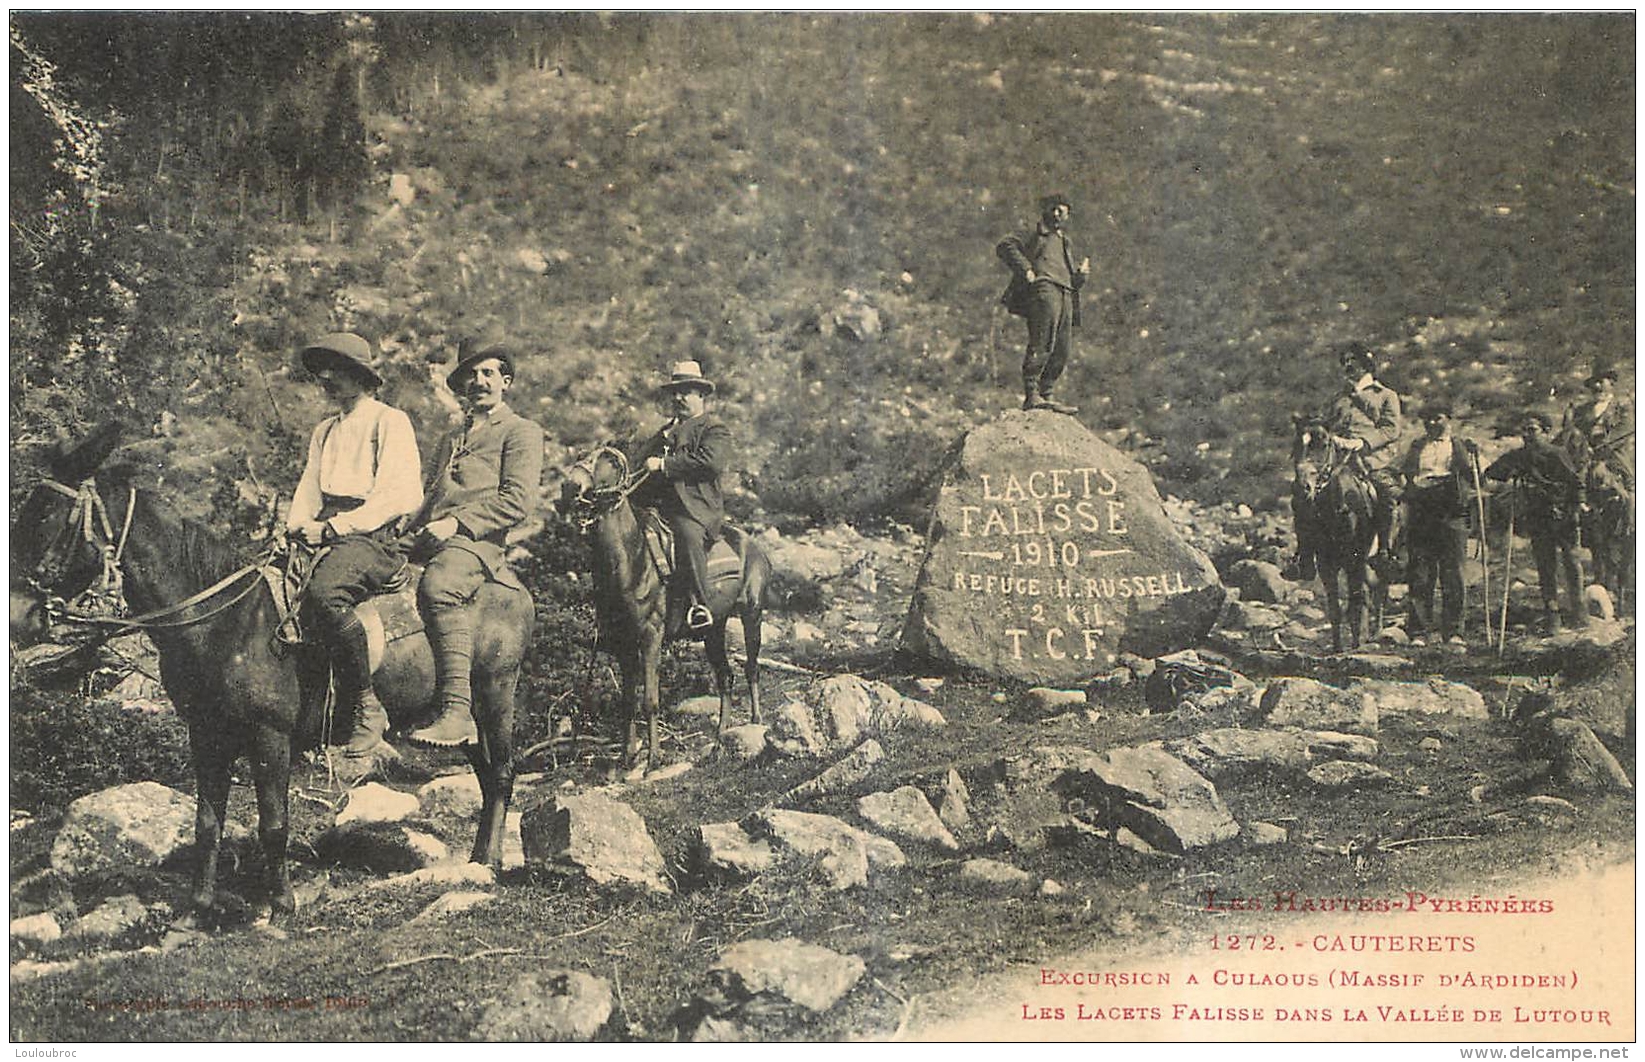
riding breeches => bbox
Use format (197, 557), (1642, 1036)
(302, 534), (403, 636)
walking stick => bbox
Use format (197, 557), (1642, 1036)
(1470, 453), (1491, 645)
(1498, 504), (1515, 654)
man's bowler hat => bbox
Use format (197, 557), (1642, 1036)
(300, 333), (383, 388)
(447, 343), (516, 392)
(661, 361), (716, 394)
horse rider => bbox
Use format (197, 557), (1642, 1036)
(635, 360), (731, 631)
(286, 333), (423, 770)
(405, 343), (545, 747)
(1484, 411), (1587, 635)
(1399, 401), (1477, 646)
(996, 192), (1092, 415)
(1559, 367), (1633, 509)
(1324, 341), (1404, 563)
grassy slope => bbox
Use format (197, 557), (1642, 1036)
(106, 12), (1632, 529)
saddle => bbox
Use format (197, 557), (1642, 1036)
(266, 548), (424, 674)
(638, 510), (745, 586)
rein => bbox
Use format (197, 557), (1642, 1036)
(32, 477), (273, 636)
(566, 445), (653, 528)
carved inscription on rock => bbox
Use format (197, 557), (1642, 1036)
(902, 412), (1225, 685)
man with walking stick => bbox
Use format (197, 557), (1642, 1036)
(1485, 411), (1588, 637)
(1399, 402), (1477, 647)
(996, 193), (1091, 415)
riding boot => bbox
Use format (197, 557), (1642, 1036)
(1022, 382), (1047, 411)
(1037, 391), (1080, 416)
(409, 605), (479, 748)
(331, 616), (391, 760)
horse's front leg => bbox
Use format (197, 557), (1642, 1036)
(704, 622), (735, 736)
(742, 605), (764, 725)
(1321, 570), (1344, 653)
(1346, 566), (1367, 650)
(187, 722), (233, 912)
(466, 670), (517, 867)
(641, 627), (665, 771)
(620, 650), (643, 766)
(248, 725), (296, 917)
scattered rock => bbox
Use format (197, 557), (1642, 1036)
(901, 412), (1226, 683)
(1525, 795), (1578, 813)
(336, 783), (420, 827)
(936, 769), (973, 833)
(414, 775), (484, 843)
(366, 861), (497, 892)
(766, 702), (827, 758)
(1258, 677), (1378, 735)
(692, 822), (776, 880)
(10, 913), (62, 946)
(1112, 827), (1171, 858)
(1419, 737), (1444, 753)
(803, 675), (945, 749)
(49, 781), (195, 880)
(1054, 745), (1241, 853)
(1039, 878), (1066, 897)
(1349, 678), (1487, 721)
(1144, 649), (1242, 714)
(1302, 731), (1380, 762)
(780, 740), (885, 805)
(317, 824), (449, 873)
(914, 678), (945, 694)
(958, 858), (1036, 894)
(1542, 718), (1632, 793)
(708, 938), (866, 1014)
(1224, 601), (1287, 631)
(64, 894), (149, 943)
(1226, 559), (1287, 603)
(1377, 626), (1409, 646)
(476, 970), (614, 1042)
(635, 762), (694, 785)
(856, 786), (959, 851)
(521, 790), (672, 895)
(719, 724), (770, 761)
(1164, 729), (1312, 780)
(410, 891), (496, 923)
(1019, 687), (1087, 719)
(675, 695), (721, 717)
(1306, 761), (1395, 790)
(1246, 822), (1289, 845)
(752, 809), (905, 890)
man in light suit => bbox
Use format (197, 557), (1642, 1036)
(636, 361), (731, 631)
(406, 344), (544, 747)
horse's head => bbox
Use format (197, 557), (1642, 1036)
(10, 423), (125, 645)
(556, 444), (636, 526)
(1291, 414), (1338, 502)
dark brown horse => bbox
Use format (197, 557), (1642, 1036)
(1292, 417), (1387, 651)
(558, 444), (769, 770)
(10, 427), (531, 915)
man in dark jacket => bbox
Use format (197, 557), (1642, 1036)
(638, 361), (730, 630)
(997, 193), (1091, 415)
(1485, 411), (1587, 635)
(1399, 402), (1476, 645)
(406, 344), (545, 747)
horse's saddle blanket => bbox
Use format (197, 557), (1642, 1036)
(263, 562), (424, 674)
(640, 512), (743, 585)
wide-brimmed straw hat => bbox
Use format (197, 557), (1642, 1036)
(660, 360), (716, 394)
(300, 332), (382, 388)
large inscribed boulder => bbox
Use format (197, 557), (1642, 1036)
(901, 411), (1224, 684)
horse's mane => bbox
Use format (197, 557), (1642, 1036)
(102, 460), (254, 587)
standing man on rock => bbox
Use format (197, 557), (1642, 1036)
(1399, 402), (1476, 646)
(405, 344), (544, 747)
(1485, 411), (1587, 635)
(287, 332), (424, 773)
(997, 192), (1091, 415)
(636, 361), (730, 631)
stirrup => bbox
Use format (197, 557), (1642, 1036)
(687, 604), (714, 630)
